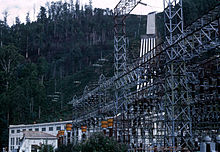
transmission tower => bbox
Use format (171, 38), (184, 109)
(113, 0), (141, 143)
(163, 0), (193, 151)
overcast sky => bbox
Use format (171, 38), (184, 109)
(0, 0), (163, 26)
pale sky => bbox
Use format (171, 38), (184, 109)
(0, 0), (163, 26)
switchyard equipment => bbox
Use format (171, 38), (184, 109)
(69, 0), (220, 151)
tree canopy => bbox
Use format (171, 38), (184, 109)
(56, 133), (128, 152)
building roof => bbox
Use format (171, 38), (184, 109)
(9, 120), (72, 129)
(23, 131), (57, 139)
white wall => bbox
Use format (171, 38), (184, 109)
(9, 121), (72, 152)
(19, 138), (58, 152)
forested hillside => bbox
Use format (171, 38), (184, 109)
(0, 0), (218, 148)
(0, 1), (147, 148)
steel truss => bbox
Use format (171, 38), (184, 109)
(163, 0), (193, 151)
(69, 2), (220, 151)
(114, 0), (142, 144)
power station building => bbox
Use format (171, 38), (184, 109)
(8, 120), (72, 152)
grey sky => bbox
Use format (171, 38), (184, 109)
(0, 0), (163, 26)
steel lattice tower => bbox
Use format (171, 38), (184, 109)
(113, 0), (141, 142)
(113, 1), (127, 140)
(163, 0), (193, 151)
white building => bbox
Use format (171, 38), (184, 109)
(19, 131), (58, 152)
(8, 120), (72, 152)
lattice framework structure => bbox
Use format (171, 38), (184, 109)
(68, 2), (220, 151)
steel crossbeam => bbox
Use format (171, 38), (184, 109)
(114, 0), (142, 17)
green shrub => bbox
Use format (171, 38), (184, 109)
(56, 133), (128, 152)
(39, 144), (54, 152)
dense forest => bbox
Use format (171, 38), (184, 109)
(0, 0), (219, 148)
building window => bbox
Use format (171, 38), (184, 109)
(11, 130), (15, 134)
(56, 126), (61, 130)
(11, 138), (15, 145)
(10, 146), (14, 150)
(17, 130), (20, 133)
(22, 129), (26, 131)
(35, 128), (39, 131)
(49, 127), (53, 131)
(29, 128), (32, 131)
(16, 138), (20, 145)
(42, 128), (46, 131)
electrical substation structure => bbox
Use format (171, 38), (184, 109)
(68, 0), (220, 151)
